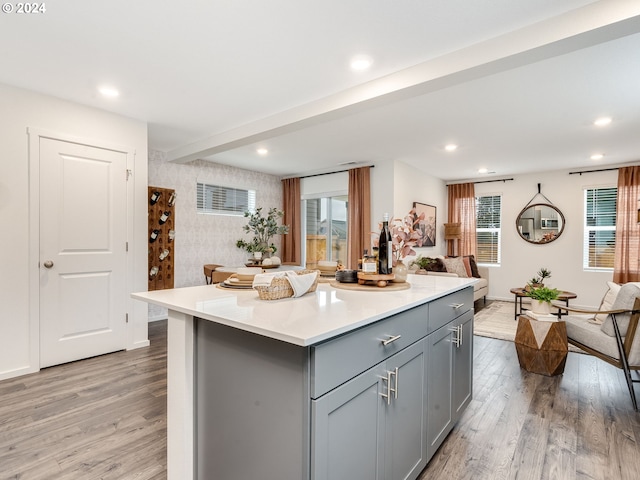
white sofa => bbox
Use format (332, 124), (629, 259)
(423, 266), (488, 303)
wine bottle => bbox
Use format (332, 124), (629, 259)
(378, 213), (393, 275)
(159, 211), (171, 225)
(150, 229), (160, 243)
(168, 191), (177, 207)
(150, 191), (161, 205)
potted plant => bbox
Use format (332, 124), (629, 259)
(410, 255), (436, 274)
(527, 286), (560, 315)
(536, 267), (551, 284)
(525, 267), (551, 291)
(236, 207), (290, 257)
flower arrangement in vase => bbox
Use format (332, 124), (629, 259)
(373, 208), (425, 282)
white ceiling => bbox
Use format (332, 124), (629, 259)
(2, 0), (640, 180)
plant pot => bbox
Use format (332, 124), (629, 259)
(392, 260), (408, 283)
(531, 300), (551, 315)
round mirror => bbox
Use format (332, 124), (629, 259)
(516, 203), (565, 244)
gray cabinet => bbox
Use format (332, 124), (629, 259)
(312, 339), (427, 480)
(426, 308), (473, 459)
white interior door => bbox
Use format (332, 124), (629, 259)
(39, 137), (127, 368)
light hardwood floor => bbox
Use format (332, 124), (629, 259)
(2, 319), (639, 480)
(0, 321), (167, 480)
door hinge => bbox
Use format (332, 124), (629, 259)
(126, 169), (132, 180)
(126, 313), (129, 323)
(126, 241), (129, 252)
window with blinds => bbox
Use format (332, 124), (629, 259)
(196, 182), (256, 216)
(475, 194), (501, 264)
(584, 186), (617, 269)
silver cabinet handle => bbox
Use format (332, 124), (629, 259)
(380, 367), (399, 405)
(381, 334), (402, 346)
(391, 367), (398, 400)
(43, 260), (54, 269)
(458, 324), (463, 347)
(449, 303), (464, 310)
(450, 325), (461, 347)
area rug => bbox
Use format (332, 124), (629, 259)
(474, 301), (518, 341)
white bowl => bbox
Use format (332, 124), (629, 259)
(238, 267), (263, 275)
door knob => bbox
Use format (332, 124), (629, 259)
(43, 260), (54, 269)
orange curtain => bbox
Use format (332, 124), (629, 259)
(281, 177), (301, 265)
(348, 167), (371, 270)
(613, 166), (640, 283)
(447, 182), (477, 257)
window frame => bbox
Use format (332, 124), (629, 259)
(196, 182), (256, 217)
(583, 185), (617, 271)
(475, 193), (502, 265)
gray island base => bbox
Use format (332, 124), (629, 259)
(132, 275), (475, 480)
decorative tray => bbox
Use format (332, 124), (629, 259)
(330, 280), (411, 291)
(245, 262), (278, 269)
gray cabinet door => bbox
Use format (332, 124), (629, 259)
(426, 324), (454, 460)
(312, 363), (387, 480)
(453, 311), (473, 420)
(384, 339), (427, 480)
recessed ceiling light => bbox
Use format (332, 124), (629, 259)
(98, 86), (119, 98)
(256, 148), (269, 156)
(590, 153), (604, 160)
(350, 55), (373, 71)
(478, 168), (488, 174)
(594, 117), (612, 127)
(444, 144), (458, 152)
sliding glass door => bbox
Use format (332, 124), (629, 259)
(303, 195), (348, 267)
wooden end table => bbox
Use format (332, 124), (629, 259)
(514, 315), (568, 376)
(510, 287), (577, 320)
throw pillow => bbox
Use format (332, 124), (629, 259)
(601, 283), (640, 337)
(465, 255), (481, 278)
(442, 256), (468, 278)
(593, 281), (621, 324)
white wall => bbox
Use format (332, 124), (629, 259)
(0, 83), (148, 380)
(474, 168), (619, 307)
(392, 160), (447, 260)
(368, 160), (448, 262)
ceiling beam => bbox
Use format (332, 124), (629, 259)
(168, 1), (640, 163)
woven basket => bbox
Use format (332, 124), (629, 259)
(254, 270), (319, 300)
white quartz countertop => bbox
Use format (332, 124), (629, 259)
(132, 274), (477, 346)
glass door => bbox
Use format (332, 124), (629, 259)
(304, 195), (348, 268)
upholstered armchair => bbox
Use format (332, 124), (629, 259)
(553, 283), (640, 410)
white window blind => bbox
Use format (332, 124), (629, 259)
(584, 186), (617, 269)
(475, 194), (501, 264)
(196, 182), (256, 216)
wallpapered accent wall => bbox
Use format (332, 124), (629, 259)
(147, 150), (283, 320)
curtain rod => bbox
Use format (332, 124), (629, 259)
(568, 167), (619, 175)
(447, 178), (514, 185)
(294, 165), (375, 179)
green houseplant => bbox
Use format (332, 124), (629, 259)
(525, 267), (552, 290)
(236, 207), (290, 255)
(527, 286), (560, 315)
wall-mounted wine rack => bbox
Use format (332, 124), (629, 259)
(148, 186), (176, 291)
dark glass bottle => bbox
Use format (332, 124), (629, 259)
(159, 211), (171, 225)
(378, 213), (393, 275)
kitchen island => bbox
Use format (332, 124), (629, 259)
(132, 273), (476, 480)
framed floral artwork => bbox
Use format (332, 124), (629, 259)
(413, 202), (436, 247)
